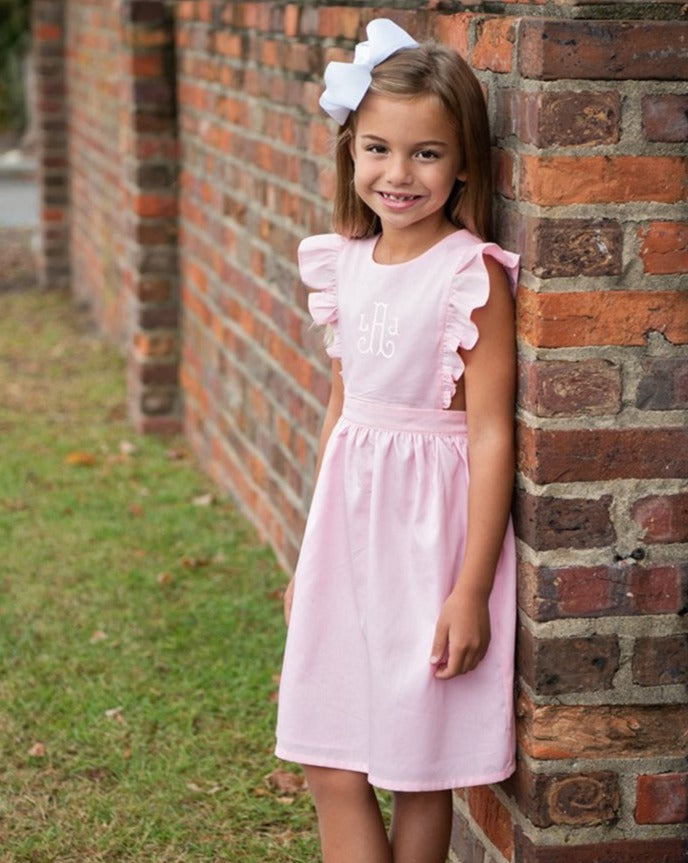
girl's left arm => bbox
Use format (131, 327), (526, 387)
(431, 255), (516, 679)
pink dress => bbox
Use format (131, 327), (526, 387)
(275, 230), (520, 791)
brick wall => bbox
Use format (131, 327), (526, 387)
(33, 1), (688, 861)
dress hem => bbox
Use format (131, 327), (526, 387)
(275, 744), (515, 792)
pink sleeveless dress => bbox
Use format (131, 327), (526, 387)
(275, 230), (520, 791)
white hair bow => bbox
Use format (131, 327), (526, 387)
(319, 19), (419, 125)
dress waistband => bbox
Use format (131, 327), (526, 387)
(342, 395), (467, 434)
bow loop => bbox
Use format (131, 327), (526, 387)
(319, 19), (419, 125)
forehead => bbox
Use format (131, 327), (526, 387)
(354, 92), (456, 141)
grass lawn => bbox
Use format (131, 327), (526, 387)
(0, 273), (319, 861)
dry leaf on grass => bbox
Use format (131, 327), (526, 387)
(28, 742), (46, 758)
(89, 630), (108, 644)
(265, 768), (307, 796)
(65, 451), (97, 467)
(191, 493), (215, 507)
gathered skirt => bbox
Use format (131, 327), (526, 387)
(275, 396), (516, 791)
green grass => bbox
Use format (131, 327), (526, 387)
(0, 282), (319, 861)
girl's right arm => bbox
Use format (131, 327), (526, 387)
(284, 360), (344, 624)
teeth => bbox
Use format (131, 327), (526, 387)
(382, 193), (416, 202)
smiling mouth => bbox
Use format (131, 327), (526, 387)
(378, 192), (421, 202)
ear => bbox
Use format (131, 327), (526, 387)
(456, 168), (468, 182)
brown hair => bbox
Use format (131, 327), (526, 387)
(332, 42), (493, 242)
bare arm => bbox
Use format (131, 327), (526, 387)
(431, 256), (516, 678)
(284, 360), (344, 624)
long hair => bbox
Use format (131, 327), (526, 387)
(332, 43), (494, 242)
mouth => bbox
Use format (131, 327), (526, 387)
(378, 192), (421, 203)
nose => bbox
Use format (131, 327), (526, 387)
(385, 154), (412, 185)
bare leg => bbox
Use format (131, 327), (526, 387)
(304, 766), (393, 863)
(390, 789), (453, 863)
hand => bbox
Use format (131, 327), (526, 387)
(430, 587), (491, 679)
(283, 577), (295, 626)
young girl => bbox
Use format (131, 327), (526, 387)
(276, 19), (518, 863)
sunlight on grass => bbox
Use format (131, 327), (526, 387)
(0, 286), (318, 861)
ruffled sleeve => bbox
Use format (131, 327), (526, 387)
(442, 242), (520, 408)
(298, 233), (346, 359)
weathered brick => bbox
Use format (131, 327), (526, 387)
(450, 807), (486, 863)
(518, 561), (687, 621)
(498, 89), (620, 147)
(467, 786), (513, 861)
(519, 626), (620, 694)
(515, 492), (615, 550)
(638, 221), (688, 275)
(636, 356), (688, 411)
(515, 828), (686, 863)
(642, 94), (688, 142)
(518, 424), (688, 482)
(518, 286), (688, 348)
(632, 493), (688, 543)
(512, 216), (623, 279)
(518, 20), (688, 81)
(518, 693), (688, 760)
(636, 773), (688, 825)
(520, 154), (687, 205)
(471, 17), (515, 73)
(518, 358), (622, 417)
(632, 636), (688, 687)
(505, 763), (620, 827)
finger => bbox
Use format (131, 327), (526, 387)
(429, 621), (449, 667)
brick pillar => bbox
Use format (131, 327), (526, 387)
(447, 9), (688, 863)
(120, 0), (181, 433)
(32, 0), (69, 289)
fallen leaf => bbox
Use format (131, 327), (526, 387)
(90, 630), (108, 644)
(166, 447), (188, 460)
(265, 769), (307, 796)
(157, 571), (173, 586)
(119, 440), (138, 456)
(104, 706), (125, 724)
(191, 493), (214, 507)
(66, 451), (97, 467)
(128, 503), (144, 517)
(28, 742), (46, 758)
(181, 556), (210, 569)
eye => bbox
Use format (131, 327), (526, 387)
(365, 144), (388, 155)
(416, 149), (440, 161)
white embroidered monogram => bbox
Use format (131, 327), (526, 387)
(357, 303), (399, 358)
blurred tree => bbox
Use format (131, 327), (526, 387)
(0, 0), (31, 133)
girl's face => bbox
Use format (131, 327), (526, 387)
(349, 92), (466, 245)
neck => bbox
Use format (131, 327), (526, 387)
(374, 222), (458, 265)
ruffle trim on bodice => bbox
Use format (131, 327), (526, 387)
(441, 242), (520, 409)
(298, 233), (347, 359)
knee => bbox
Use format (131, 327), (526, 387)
(304, 766), (374, 807)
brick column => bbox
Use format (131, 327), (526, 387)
(32, 0), (69, 289)
(120, 0), (181, 433)
(463, 11), (688, 863)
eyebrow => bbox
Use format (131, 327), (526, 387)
(359, 134), (449, 148)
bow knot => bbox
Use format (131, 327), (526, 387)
(319, 19), (419, 125)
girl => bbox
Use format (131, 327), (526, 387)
(276, 19), (518, 863)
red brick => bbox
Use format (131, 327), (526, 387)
(638, 222), (688, 275)
(515, 492), (615, 550)
(514, 828), (686, 863)
(517, 285), (688, 348)
(520, 154), (687, 206)
(636, 773), (688, 824)
(467, 786), (513, 861)
(498, 89), (620, 147)
(632, 493), (688, 543)
(642, 94), (688, 142)
(518, 423), (688, 483)
(433, 13), (472, 58)
(518, 358), (622, 417)
(636, 357), (688, 411)
(518, 693), (688, 760)
(519, 626), (619, 695)
(471, 18), (515, 73)
(518, 561), (687, 621)
(633, 636), (688, 687)
(518, 19), (688, 81)
(505, 763), (620, 828)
